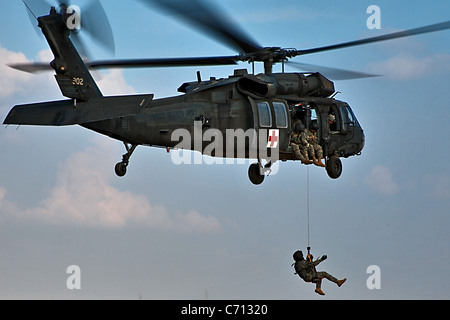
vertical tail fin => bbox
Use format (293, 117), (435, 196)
(39, 7), (102, 100)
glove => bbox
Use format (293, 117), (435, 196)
(321, 255), (327, 261)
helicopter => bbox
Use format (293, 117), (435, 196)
(4, 0), (450, 185)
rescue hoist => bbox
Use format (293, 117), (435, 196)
(306, 167), (313, 261)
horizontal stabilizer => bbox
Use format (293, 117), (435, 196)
(3, 94), (154, 126)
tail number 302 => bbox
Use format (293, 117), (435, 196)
(72, 77), (84, 86)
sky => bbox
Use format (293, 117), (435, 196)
(0, 0), (449, 300)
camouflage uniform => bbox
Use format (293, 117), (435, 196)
(293, 250), (346, 296)
(294, 258), (338, 284)
(290, 132), (309, 161)
(306, 128), (324, 160)
(305, 127), (326, 167)
(290, 121), (310, 163)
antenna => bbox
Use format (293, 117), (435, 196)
(22, 0), (37, 20)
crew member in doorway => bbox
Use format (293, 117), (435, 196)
(290, 122), (313, 165)
(307, 122), (326, 167)
(328, 113), (337, 132)
(292, 250), (347, 296)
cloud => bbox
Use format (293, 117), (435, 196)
(65, 141), (220, 232)
(94, 69), (137, 96)
(0, 137), (222, 233)
(0, 46), (64, 102)
(0, 186), (16, 225)
(36, 49), (53, 62)
(0, 43), (35, 98)
(364, 165), (399, 195)
(367, 53), (450, 80)
(0, 43), (136, 104)
(0, 187), (6, 208)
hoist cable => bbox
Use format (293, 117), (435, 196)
(306, 166), (310, 248)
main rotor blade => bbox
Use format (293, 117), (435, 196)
(81, 0), (115, 54)
(22, 0), (53, 17)
(9, 56), (240, 73)
(137, 0), (262, 54)
(71, 33), (91, 59)
(288, 62), (380, 80)
(296, 20), (450, 56)
(23, 2), (43, 38)
(8, 62), (51, 73)
(87, 56), (240, 69)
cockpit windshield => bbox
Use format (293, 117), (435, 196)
(340, 105), (360, 127)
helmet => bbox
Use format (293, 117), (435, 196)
(293, 250), (304, 261)
(295, 123), (305, 133)
(310, 122), (319, 131)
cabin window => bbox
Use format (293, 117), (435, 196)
(273, 102), (288, 128)
(311, 108), (317, 122)
(341, 106), (359, 127)
(257, 102), (272, 127)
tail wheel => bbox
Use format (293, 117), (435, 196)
(115, 162), (127, 177)
(326, 156), (342, 179)
(248, 163), (265, 185)
(114, 143), (138, 177)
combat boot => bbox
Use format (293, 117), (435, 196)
(315, 288), (325, 295)
(337, 278), (347, 287)
(312, 157), (319, 166)
(312, 157), (325, 167)
(317, 158), (326, 168)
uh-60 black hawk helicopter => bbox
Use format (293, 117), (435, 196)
(4, 0), (450, 185)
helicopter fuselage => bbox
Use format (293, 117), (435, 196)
(83, 70), (365, 167)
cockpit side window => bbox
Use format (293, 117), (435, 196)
(257, 102), (272, 127)
(273, 102), (288, 128)
(340, 106), (359, 127)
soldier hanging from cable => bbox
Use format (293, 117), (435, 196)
(292, 250), (347, 296)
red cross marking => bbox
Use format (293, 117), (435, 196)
(267, 130), (279, 148)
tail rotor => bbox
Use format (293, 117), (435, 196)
(22, 0), (115, 58)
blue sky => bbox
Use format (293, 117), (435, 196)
(0, 0), (449, 299)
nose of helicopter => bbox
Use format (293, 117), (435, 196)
(357, 129), (365, 155)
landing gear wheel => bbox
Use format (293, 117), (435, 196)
(326, 156), (342, 179)
(114, 142), (138, 178)
(115, 162), (127, 177)
(248, 163), (265, 185)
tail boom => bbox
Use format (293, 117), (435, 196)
(3, 95), (153, 126)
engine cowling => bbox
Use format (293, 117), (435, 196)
(237, 72), (335, 99)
